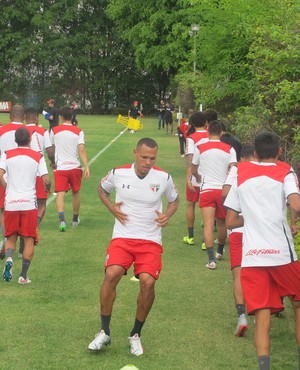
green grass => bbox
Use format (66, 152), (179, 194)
(0, 114), (299, 370)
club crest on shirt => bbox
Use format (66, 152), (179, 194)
(150, 183), (160, 193)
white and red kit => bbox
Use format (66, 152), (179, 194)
(26, 124), (52, 154)
(0, 147), (48, 211)
(100, 164), (178, 245)
(0, 122), (24, 208)
(50, 123), (85, 170)
(192, 140), (237, 191)
(0, 122), (24, 154)
(224, 161), (299, 267)
(26, 124), (52, 199)
(185, 130), (209, 192)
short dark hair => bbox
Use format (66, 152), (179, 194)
(136, 138), (158, 150)
(189, 112), (206, 128)
(15, 127), (30, 146)
(10, 104), (24, 120)
(59, 106), (73, 121)
(241, 144), (254, 160)
(204, 109), (218, 123)
(25, 107), (39, 122)
(208, 120), (222, 136)
(254, 132), (280, 160)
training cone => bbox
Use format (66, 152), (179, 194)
(119, 365), (139, 370)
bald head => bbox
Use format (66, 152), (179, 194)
(10, 104), (24, 122)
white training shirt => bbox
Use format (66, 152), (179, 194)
(186, 130), (209, 187)
(26, 124), (52, 154)
(100, 164), (178, 245)
(50, 123), (85, 170)
(0, 122), (24, 154)
(223, 165), (244, 235)
(0, 147), (48, 211)
(192, 140), (237, 190)
(224, 161), (299, 267)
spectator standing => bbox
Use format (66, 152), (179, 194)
(47, 99), (59, 131)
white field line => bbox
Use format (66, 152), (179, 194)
(46, 129), (126, 206)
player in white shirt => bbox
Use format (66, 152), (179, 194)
(183, 111), (208, 246)
(88, 138), (179, 356)
(25, 108), (54, 225)
(49, 107), (89, 231)
(1, 127), (51, 284)
(191, 120), (237, 270)
(0, 104), (24, 259)
(222, 145), (255, 337)
(225, 132), (300, 370)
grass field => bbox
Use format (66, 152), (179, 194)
(0, 114), (299, 370)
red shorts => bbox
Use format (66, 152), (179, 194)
(4, 209), (38, 238)
(36, 176), (48, 199)
(199, 189), (226, 219)
(105, 238), (163, 280)
(241, 261), (300, 315)
(186, 185), (200, 203)
(0, 183), (5, 209)
(54, 168), (82, 193)
(229, 232), (243, 269)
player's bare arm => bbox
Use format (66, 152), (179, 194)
(46, 145), (56, 169)
(0, 168), (6, 188)
(186, 155), (195, 191)
(225, 209), (244, 230)
(155, 197), (180, 228)
(78, 144), (90, 180)
(191, 163), (201, 184)
(97, 184), (128, 225)
(288, 193), (300, 236)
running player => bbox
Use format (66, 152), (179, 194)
(50, 107), (89, 231)
(191, 120), (237, 269)
(183, 111), (208, 246)
(225, 132), (300, 370)
(222, 145), (255, 336)
(0, 105), (24, 259)
(1, 127), (50, 284)
(88, 138), (179, 356)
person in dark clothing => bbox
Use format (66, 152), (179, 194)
(157, 99), (165, 130)
(220, 122), (242, 161)
(128, 101), (141, 119)
(47, 99), (59, 131)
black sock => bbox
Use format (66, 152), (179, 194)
(298, 347), (300, 369)
(257, 355), (270, 370)
(188, 227), (194, 238)
(101, 314), (111, 336)
(73, 214), (79, 222)
(20, 259), (31, 278)
(58, 212), (65, 222)
(206, 247), (215, 263)
(19, 238), (24, 254)
(217, 244), (224, 255)
(236, 304), (246, 317)
(130, 318), (144, 337)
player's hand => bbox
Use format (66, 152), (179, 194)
(194, 174), (201, 184)
(187, 178), (195, 192)
(112, 202), (128, 225)
(84, 167), (90, 180)
(155, 210), (169, 228)
(50, 163), (57, 170)
(290, 223), (300, 237)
